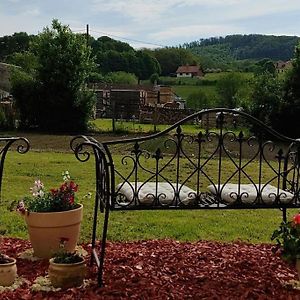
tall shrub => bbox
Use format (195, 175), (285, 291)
(12, 19), (95, 131)
(216, 72), (244, 108)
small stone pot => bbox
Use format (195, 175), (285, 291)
(48, 258), (86, 289)
(0, 258), (17, 286)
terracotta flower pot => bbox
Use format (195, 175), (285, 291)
(48, 257), (86, 288)
(24, 204), (83, 258)
(0, 258), (17, 286)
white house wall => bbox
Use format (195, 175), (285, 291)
(177, 73), (192, 77)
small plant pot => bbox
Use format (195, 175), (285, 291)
(48, 258), (86, 289)
(0, 258), (17, 287)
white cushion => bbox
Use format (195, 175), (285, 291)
(207, 183), (294, 205)
(116, 182), (196, 206)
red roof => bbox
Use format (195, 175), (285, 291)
(176, 65), (201, 74)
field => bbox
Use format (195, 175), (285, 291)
(172, 85), (218, 107)
(0, 130), (291, 246)
(167, 72), (254, 109)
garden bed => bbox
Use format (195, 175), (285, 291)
(0, 237), (299, 299)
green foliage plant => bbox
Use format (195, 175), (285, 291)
(105, 71), (138, 84)
(216, 72), (245, 108)
(52, 237), (83, 264)
(271, 213), (300, 263)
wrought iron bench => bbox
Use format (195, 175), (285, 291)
(71, 108), (300, 286)
(0, 136), (30, 198)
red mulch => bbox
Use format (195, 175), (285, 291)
(0, 238), (300, 299)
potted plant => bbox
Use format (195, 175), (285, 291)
(15, 171), (83, 259)
(48, 237), (86, 289)
(0, 253), (17, 286)
(271, 213), (300, 279)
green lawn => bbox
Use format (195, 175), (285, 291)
(0, 145), (291, 245)
(92, 118), (200, 134)
(91, 118), (170, 133)
(172, 85), (218, 103)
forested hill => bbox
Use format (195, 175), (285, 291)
(184, 34), (300, 62)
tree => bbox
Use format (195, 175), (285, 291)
(12, 19), (95, 131)
(150, 73), (159, 84)
(6, 51), (38, 75)
(275, 43), (300, 137)
(135, 50), (161, 81)
(187, 90), (213, 110)
(11, 70), (39, 128)
(105, 71), (138, 84)
(216, 72), (244, 108)
(150, 47), (198, 76)
(249, 72), (282, 127)
(0, 32), (34, 61)
(92, 36), (134, 53)
(254, 59), (276, 75)
(96, 50), (131, 74)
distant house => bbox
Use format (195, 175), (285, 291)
(176, 65), (204, 78)
(274, 60), (292, 73)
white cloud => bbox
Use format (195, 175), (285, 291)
(149, 24), (242, 42)
(22, 8), (40, 17)
(91, 0), (172, 22)
(1, 0), (300, 48)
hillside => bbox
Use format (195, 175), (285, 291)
(184, 34), (300, 69)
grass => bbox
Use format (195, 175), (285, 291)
(172, 85), (218, 103)
(91, 119), (251, 137)
(91, 118), (194, 134)
(0, 133), (292, 245)
(91, 118), (170, 133)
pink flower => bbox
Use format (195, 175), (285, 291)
(30, 179), (45, 197)
(35, 180), (44, 189)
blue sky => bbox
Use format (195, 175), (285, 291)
(1, 0), (300, 48)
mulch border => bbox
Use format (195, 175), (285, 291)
(1, 237), (300, 299)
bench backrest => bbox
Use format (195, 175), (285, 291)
(72, 108), (300, 210)
(0, 137), (30, 199)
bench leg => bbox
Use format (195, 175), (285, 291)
(98, 205), (110, 287)
(90, 193), (100, 266)
(282, 207), (287, 223)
